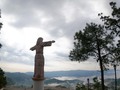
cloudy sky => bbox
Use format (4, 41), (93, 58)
(0, 0), (120, 72)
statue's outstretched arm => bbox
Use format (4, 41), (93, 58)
(51, 40), (55, 43)
(43, 40), (55, 46)
(30, 45), (36, 51)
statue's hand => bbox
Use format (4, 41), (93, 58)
(51, 40), (55, 43)
(30, 48), (33, 51)
(30, 47), (34, 51)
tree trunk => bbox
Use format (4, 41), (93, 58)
(114, 65), (117, 90)
(99, 56), (105, 90)
(96, 37), (105, 90)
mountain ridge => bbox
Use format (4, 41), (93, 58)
(6, 69), (118, 78)
(25, 69), (117, 78)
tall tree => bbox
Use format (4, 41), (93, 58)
(69, 23), (113, 90)
(108, 41), (120, 90)
(99, 2), (120, 90)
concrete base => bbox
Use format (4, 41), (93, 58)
(33, 80), (44, 90)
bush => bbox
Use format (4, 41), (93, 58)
(0, 68), (7, 89)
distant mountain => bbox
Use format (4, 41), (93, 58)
(26, 70), (102, 78)
(25, 69), (120, 79)
(44, 69), (119, 78)
(5, 69), (120, 87)
(44, 70), (101, 78)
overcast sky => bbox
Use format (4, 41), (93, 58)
(0, 0), (120, 72)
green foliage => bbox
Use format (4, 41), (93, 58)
(75, 77), (108, 90)
(92, 77), (108, 90)
(76, 83), (87, 90)
(0, 43), (2, 48)
(69, 23), (113, 69)
(0, 9), (2, 48)
(0, 22), (2, 30)
(99, 1), (120, 67)
(92, 77), (102, 90)
(99, 2), (120, 36)
(0, 68), (7, 89)
(108, 42), (120, 66)
(107, 78), (120, 89)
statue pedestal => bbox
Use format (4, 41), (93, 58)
(33, 79), (44, 90)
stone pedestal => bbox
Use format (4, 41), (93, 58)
(33, 80), (44, 90)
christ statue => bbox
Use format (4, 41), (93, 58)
(30, 37), (55, 80)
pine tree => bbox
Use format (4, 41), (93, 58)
(69, 23), (113, 90)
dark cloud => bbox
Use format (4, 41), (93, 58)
(1, 0), (65, 28)
(1, 0), (117, 38)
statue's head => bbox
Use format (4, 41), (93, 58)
(36, 37), (43, 45)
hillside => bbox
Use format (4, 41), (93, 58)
(6, 72), (32, 87)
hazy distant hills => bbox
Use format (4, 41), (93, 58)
(6, 72), (33, 86)
(26, 69), (117, 78)
(45, 70), (101, 77)
(5, 70), (120, 87)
